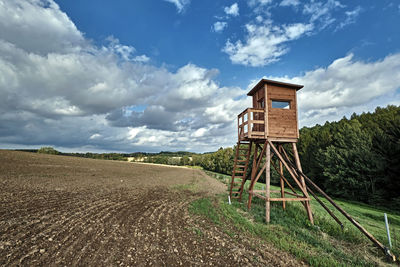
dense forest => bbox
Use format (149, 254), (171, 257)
(299, 105), (400, 208)
(195, 105), (400, 210)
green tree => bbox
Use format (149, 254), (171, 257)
(37, 147), (60, 155)
(180, 156), (190, 166)
(318, 120), (383, 202)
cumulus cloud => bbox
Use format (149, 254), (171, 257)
(223, 22), (313, 66)
(213, 21), (228, 32)
(0, 0), (85, 55)
(106, 64), (245, 132)
(224, 3), (239, 17)
(163, 0), (191, 13)
(0, 0), (247, 152)
(266, 53), (400, 126)
(211, 3), (239, 34)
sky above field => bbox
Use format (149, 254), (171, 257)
(0, 0), (399, 153)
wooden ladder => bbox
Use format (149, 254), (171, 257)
(229, 141), (252, 201)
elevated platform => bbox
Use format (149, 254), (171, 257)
(238, 108), (298, 143)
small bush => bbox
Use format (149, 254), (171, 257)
(37, 147), (60, 155)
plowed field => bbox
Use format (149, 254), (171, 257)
(0, 150), (304, 266)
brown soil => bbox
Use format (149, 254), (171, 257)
(0, 150), (305, 266)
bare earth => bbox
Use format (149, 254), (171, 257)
(0, 150), (305, 266)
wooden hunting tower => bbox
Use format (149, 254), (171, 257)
(230, 79), (313, 224)
(229, 79), (397, 260)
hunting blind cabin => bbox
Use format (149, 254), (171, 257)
(228, 78), (396, 261)
(229, 79), (313, 223)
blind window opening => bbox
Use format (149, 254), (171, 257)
(272, 100), (290, 109)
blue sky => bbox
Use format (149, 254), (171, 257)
(55, 0), (400, 86)
(0, 0), (399, 152)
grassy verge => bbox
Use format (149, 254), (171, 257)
(190, 171), (400, 266)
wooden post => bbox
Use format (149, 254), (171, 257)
(292, 143), (313, 224)
(248, 144), (259, 209)
(237, 115), (240, 141)
(264, 84), (269, 138)
(279, 146), (285, 210)
(247, 109), (251, 138)
(265, 142), (271, 223)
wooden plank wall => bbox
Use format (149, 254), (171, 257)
(266, 85), (298, 139)
(252, 87), (265, 107)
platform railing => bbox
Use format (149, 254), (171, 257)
(238, 108), (265, 140)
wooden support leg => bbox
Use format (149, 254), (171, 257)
(279, 146), (285, 210)
(265, 142), (271, 223)
(248, 144), (259, 210)
(292, 143), (314, 225)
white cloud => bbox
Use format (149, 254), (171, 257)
(127, 127), (146, 140)
(0, 39), (157, 115)
(163, 0), (191, 13)
(280, 0), (300, 7)
(224, 3), (239, 17)
(223, 22), (313, 66)
(106, 63), (245, 133)
(106, 36), (136, 61)
(222, 0), (359, 66)
(0, 0), (84, 55)
(303, 0), (345, 29)
(266, 53), (400, 126)
(337, 6), (362, 30)
(0, 0), (247, 152)
(213, 21), (228, 32)
(133, 55), (150, 63)
(90, 133), (102, 139)
(192, 128), (207, 138)
(106, 37), (150, 62)
(248, 0), (273, 7)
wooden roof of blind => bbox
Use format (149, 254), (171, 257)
(247, 79), (303, 96)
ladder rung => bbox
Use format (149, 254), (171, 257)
(230, 143), (251, 202)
